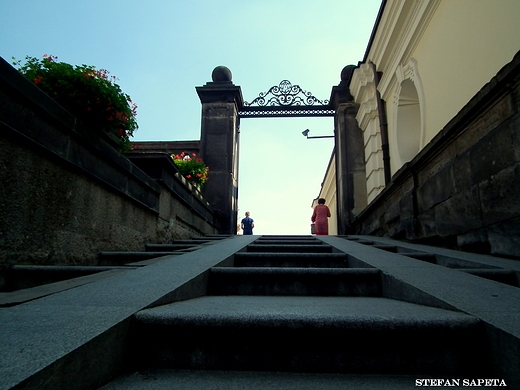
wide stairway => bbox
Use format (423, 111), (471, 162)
(100, 235), (498, 390)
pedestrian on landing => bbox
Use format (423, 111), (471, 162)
(241, 211), (255, 235)
(311, 198), (331, 235)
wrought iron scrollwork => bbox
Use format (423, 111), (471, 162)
(244, 80), (329, 107)
(240, 80), (333, 118)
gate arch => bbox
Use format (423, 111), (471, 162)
(197, 66), (366, 235)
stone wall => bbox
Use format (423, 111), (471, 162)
(353, 51), (520, 259)
(131, 140), (200, 156)
(0, 57), (218, 267)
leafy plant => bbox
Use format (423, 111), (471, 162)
(12, 55), (138, 151)
(172, 152), (209, 187)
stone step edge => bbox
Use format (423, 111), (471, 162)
(235, 252), (347, 257)
(210, 267), (379, 275)
(99, 369), (430, 390)
(134, 311), (480, 330)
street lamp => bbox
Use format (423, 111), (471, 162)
(302, 129), (334, 139)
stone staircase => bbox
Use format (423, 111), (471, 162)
(100, 235), (500, 389)
(2, 234), (518, 390)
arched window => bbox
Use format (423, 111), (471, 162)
(396, 78), (421, 164)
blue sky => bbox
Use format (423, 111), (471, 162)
(1, 0), (382, 235)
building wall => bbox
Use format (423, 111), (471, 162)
(324, 0), (520, 257)
(354, 55), (520, 257)
(354, 0), (520, 199)
(316, 0), (520, 258)
(414, 0), (520, 146)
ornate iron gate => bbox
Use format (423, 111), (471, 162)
(238, 80), (335, 118)
(198, 66), (362, 235)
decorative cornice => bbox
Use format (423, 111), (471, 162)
(196, 84), (244, 108)
(370, 0), (441, 97)
(351, 62), (375, 101)
(393, 57), (420, 106)
(396, 57), (417, 83)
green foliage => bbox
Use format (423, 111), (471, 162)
(12, 55), (138, 151)
(172, 153), (209, 187)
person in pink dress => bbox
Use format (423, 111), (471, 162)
(311, 198), (331, 235)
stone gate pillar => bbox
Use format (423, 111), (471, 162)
(196, 66), (243, 234)
(330, 66), (367, 234)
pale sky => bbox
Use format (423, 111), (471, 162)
(1, 0), (382, 235)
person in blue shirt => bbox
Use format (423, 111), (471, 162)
(241, 211), (255, 235)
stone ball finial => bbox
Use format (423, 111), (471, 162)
(212, 66), (232, 82)
(340, 65), (355, 83)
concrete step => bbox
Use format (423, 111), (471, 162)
(252, 239), (324, 246)
(145, 243), (201, 252)
(0, 267), (132, 307)
(174, 239), (212, 244)
(162, 236), (226, 243)
(398, 252), (437, 263)
(208, 267), (381, 296)
(131, 296), (490, 376)
(98, 369), (432, 390)
(98, 252), (181, 265)
(460, 268), (519, 286)
(234, 252), (349, 268)
(246, 244), (332, 253)
(258, 235), (315, 240)
(371, 244), (398, 252)
(193, 235), (232, 240)
(2, 265), (135, 292)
